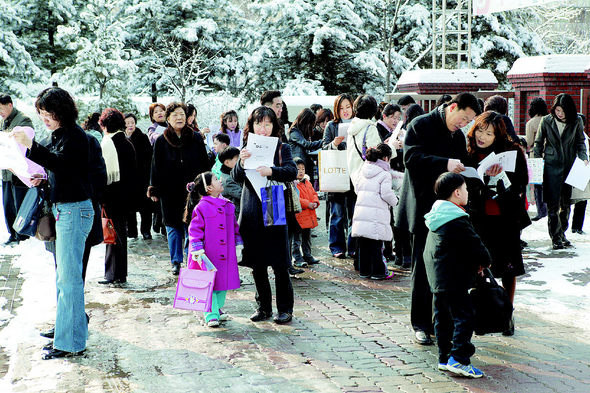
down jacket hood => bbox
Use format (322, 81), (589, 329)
(424, 200), (468, 232)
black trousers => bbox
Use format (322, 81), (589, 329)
(433, 291), (476, 365)
(547, 186), (572, 242)
(104, 214), (128, 282)
(357, 237), (386, 277)
(2, 180), (29, 240)
(252, 265), (293, 314)
(410, 229), (433, 334)
(572, 200), (587, 231)
(126, 204), (152, 238)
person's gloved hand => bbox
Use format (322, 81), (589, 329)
(236, 244), (244, 260)
(496, 179), (506, 195)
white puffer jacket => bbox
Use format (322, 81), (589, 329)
(351, 160), (398, 241)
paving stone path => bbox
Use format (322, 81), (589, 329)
(1, 225), (589, 392)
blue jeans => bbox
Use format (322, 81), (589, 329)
(328, 192), (356, 255)
(166, 225), (188, 265)
(52, 199), (93, 352)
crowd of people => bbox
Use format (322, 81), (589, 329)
(1, 87), (588, 378)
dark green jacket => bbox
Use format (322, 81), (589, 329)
(1, 107), (33, 183)
(423, 200), (491, 293)
(533, 114), (587, 206)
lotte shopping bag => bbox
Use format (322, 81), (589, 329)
(261, 182), (287, 226)
(318, 150), (350, 192)
(173, 254), (217, 312)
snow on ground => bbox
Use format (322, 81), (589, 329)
(518, 210), (590, 333)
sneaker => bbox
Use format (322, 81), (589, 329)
(207, 319), (220, 327)
(333, 252), (345, 259)
(552, 241), (564, 250)
(172, 263), (180, 275)
(437, 363), (448, 371)
(219, 309), (228, 321)
(446, 356), (483, 378)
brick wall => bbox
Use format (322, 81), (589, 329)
(508, 72), (590, 136)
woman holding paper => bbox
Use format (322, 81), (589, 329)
(321, 93), (356, 259)
(464, 111), (529, 336)
(231, 106), (297, 325)
(533, 93), (588, 250)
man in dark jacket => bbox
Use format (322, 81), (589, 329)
(395, 92), (481, 345)
(423, 172), (491, 378)
(0, 93), (33, 245)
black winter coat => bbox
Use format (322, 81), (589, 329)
(231, 142), (297, 268)
(127, 128), (152, 210)
(150, 128), (210, 227)
(322, 121), (346, 150)
(102, 132), (137, 218)
(424, 215), (491, 293)
(533, 115), (588, 206)
(395, 106), (467, 234)
(288, 126), (322, 182)
(86, 133), (107, 247)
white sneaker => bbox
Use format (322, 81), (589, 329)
(207, 319), (220, 327)
(219, 310), (228, 321)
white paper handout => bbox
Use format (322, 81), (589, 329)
(488, 170), (512, 190)
(245, 169), (285, 201)
(460, 167), (483, 181)
(477, 150), (517, 179)
(528, 158), (544, 184)
(338, 123), (350, 138)
(0, 132), (28, 174)
(565, 157), (590, 191)
(387, 120), (404, 150)
(243, 133), (278, 170)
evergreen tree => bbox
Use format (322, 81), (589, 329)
(0, 0), (43, 94)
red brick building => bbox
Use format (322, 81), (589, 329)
(507, 55), (590, 136)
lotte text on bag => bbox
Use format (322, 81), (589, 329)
(261, 183), (287, 226)
(174, 254), (217, 312)
(318, 150), (350, 192)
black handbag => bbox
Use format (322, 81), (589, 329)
(469, 268), (513, 335)
(13, 187), (44, 237)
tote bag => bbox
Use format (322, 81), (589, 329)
(318, 150), (350, 192)
(101, 207), (117, 245)
(173, 254), (217, 312)
(470, 268), (513, 335)
(261, 183), (287, 226)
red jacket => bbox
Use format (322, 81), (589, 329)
(295, 178), (319, 229)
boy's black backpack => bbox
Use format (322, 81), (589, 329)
(470, 268), (513, 335)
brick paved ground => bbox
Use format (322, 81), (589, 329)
(1, 218), (589, 392)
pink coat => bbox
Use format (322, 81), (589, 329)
(188, 196), (242, 291)
(351, 160), (398, 241)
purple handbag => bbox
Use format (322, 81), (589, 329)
(173, 267), (216, 312)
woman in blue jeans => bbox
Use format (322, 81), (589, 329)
(12, 87), (94, 359)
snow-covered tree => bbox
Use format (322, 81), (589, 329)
(57, 0), (138, 111)
(0, 0), (43, 94)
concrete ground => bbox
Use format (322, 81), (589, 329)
(0, 214), (589, 393)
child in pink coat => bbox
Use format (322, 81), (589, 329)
(184, 171), (242, 327)
(351, 144), (398, 280)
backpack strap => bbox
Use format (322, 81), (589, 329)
(352, 124), (371, 161)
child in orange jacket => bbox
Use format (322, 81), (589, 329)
(291, 158), (320, 267)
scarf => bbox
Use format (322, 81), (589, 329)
(101, 131), (123, 185)
(163, 126), (193, 148)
